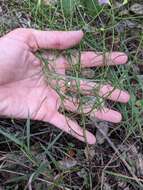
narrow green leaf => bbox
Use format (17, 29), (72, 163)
(81, 0), (102, 16)
(32, 162), (49, 181)
(0, 128), (23, 146)
(61, 0), (75, 16)
(123, 0), (128, 5)
(26, 116), (31, 152)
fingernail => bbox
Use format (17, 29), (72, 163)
(114, 112), (122, 123)
(76, 30), (84, 36)
(112, 52), (128, 64)
(122, 92), (130, 103)
(86, 132), (96, 144)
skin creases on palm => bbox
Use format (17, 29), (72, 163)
(0, 28), (130, 144)
(0, 51), (63, 123)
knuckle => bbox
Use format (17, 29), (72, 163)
(53, 36), (63, 49)
(53, 41), (62, 49)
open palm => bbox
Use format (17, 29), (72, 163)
(0, 28), (130, 144)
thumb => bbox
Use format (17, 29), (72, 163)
(5, 28), (83, 51)
(32, 30), (84, 50)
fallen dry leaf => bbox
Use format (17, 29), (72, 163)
(58, 158), (77, 170)
(84, 145), (95, 160)
(80, 68), (95, 79)
(130, 3), (143, 15)
(96, 121), (111, 145)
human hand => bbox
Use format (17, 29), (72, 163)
(0, 28), (130, 144)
